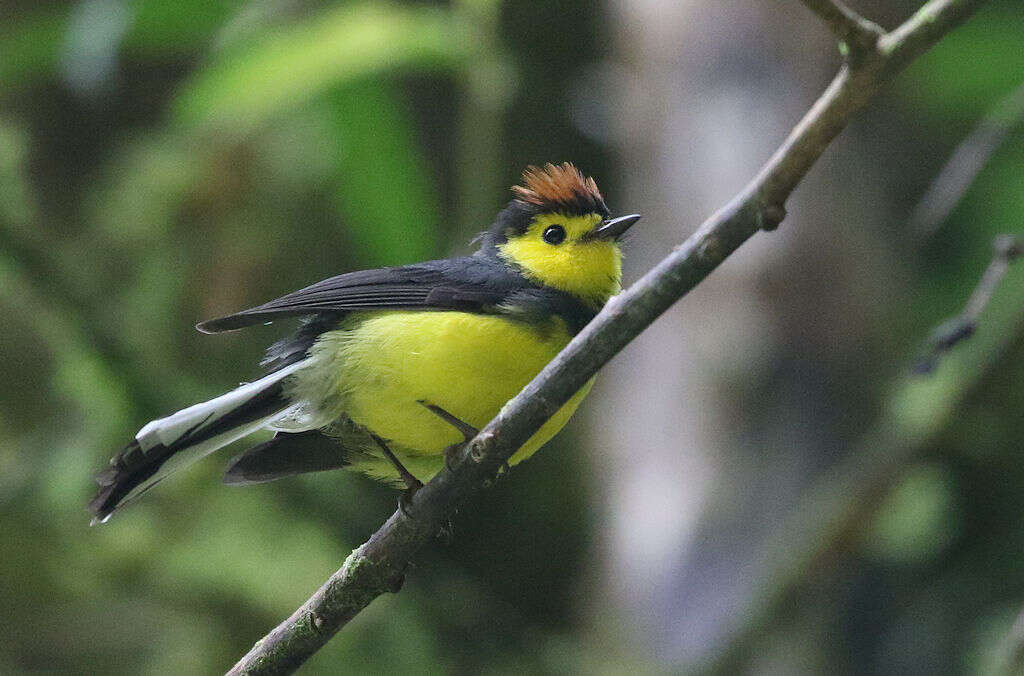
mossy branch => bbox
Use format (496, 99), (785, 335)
(228, 1), (990, 673)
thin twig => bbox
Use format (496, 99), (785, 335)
(697, 306), (1024, 676)
(228, 1), (990, 673)
(910, 80), (1024, 242)
(799, 0), (885, 55)
(880, 0), (985, 70)
(914, 234), (1021, 374)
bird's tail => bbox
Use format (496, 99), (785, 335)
(88, 360), (308, 523)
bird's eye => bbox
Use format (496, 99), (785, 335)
(542, 225), (566, 245)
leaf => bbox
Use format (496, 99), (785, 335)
(323, 79), (443, 264)
(0, 11), (67, 88)
(125, 0), (245, 52)
(901, 6), (1024, 119)
(174, 4), (470, 133)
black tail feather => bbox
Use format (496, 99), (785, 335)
(89, 438), (172, 523)
(88, 381), (290, 523)
(223, 431), (349, 485)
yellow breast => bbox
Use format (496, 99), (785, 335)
(304, 310), (592, 478)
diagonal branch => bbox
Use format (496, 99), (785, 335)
(909, 80), (1024, 242)
(698, 301), (1024, 676)
(799, 0), (885, 55)
(227, 0), (991, 673)
(914, 234), (1021, 374)
(997, 603), (1024, 674)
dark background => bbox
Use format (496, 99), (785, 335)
(1, 0), (1023, 673)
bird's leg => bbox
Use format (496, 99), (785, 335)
(370, 434), (422, 515)
(417, 401), (479, 471)
(418, 401), (478, 439)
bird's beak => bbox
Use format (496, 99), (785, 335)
(591, 213), (641, 241)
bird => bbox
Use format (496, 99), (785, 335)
(88, 162), (640, 523)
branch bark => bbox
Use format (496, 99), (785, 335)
(228, 1), (990, 672)
(909, 80), (1024, 242)
(915, 234), (1021, 374)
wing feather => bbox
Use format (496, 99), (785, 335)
(196, 258), (518, 334)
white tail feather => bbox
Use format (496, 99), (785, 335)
(115, 361), (308, 510)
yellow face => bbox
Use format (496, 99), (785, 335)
(497, 212), (623, 306)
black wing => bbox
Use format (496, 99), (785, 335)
(196, 257), (521, 334)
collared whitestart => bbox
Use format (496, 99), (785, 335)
(89, 163), (640, 523)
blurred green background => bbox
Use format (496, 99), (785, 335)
(1, 0), (1022, 674)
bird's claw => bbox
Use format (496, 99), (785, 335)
(398, 479), (423, 518)
(496, 460), (510, 480)
(443, 443), (465, 472)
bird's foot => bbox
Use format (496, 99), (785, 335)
(481, 461), (511, 489)
(398, 479), (424, 517)
(443, 443), (464, 472)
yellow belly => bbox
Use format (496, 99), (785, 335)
(304, 310), (592, 480)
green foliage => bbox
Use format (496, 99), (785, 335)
(322, 81), (443, 263)
(0, 11), (67, 88)
(903, 5), (1024, 118)
(1, 0), (1022, 674)
(863, 463), (959, 564)
(174, 4), (471, 133)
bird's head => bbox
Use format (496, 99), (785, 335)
(480, 163), (640, 307)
